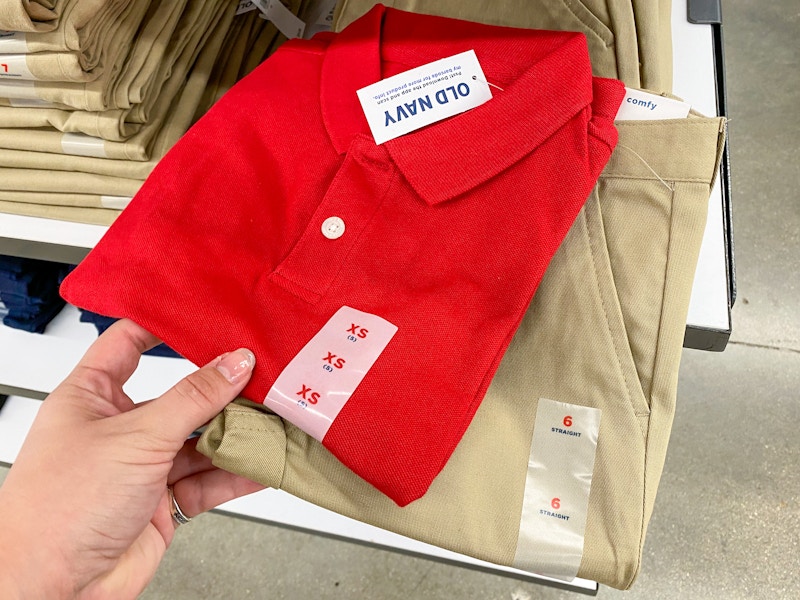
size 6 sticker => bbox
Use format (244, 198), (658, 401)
(265, 306), (397, 441)
(513, 399), (601, 581)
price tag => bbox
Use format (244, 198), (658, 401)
(513, 398), (602, 580)
(265, 306), (397, 441)
(254, 0), (306, 39)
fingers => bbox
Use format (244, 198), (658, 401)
(74, 319), (161, 387)
(171, 469), (266, 520)
(167, 438), (215, 485)
(136, 349), (256, 445)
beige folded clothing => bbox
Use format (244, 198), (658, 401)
(0, 189), (129, 208)
(0, 0), (61, 33)
(0, 0), (150, 110)
(0, 197), (119, 223)
(0, 0), (209, 139)
(0, 166), (141, 195)
(0, 5), (237, 177)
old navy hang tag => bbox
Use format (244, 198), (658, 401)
(357, 50), (493, 145)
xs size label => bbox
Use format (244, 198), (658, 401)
(357, 50), (492, 145)
(265, 306), (397, 441)
(513, 399), (601, 581)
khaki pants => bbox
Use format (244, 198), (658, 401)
(197, 112), (726, 589)
(0, 198), (118, 223)
(0, 0), (151, 110)
(333, 0), (673, 93)
(0, 0), (227, 139)
(0, 0), (61, 33)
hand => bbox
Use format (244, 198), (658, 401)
(0, 319), (265, 599)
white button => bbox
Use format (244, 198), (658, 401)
(321, 216), (345, 239)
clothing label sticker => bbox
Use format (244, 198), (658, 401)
(61, 133), (108, 158)
(0, 55), (34, 80)
(616, 87), (691, 121)
(357, 50), (493, 145)
(0, 31), (28, 53)
(0, 79), (39, 100)
(236, 0), (257, 15)
(513, 399), (602, 581)
(100, 196), (133, 209)
(8, 97), (54, 108)
(254, 0), (306, 39)
(265, 306), (397, 442)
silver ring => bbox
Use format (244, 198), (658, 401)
(168, 485), (192, 526)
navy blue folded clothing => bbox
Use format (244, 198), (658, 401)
(3, 299), (65, 333)
(0, 255), (72, 334)
(79, 309), (182, 359)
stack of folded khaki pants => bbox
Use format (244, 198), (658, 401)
(196, 0), (728, 589)
(0, 1), (292, 225)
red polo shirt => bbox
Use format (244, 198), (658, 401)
(61, 5), (624, 506)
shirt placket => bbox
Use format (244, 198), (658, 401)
(269, 135), (398, 304)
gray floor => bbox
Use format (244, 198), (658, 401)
(3, 1), (799, 598)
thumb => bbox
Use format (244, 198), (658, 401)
(136, 349), (256, 444)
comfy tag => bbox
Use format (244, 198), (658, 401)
(357, 50), (493, 145)
(616, 87), (690, 120)
(265, 306), (397, 442)
(0, 55), (34, 80)
(513, 399), (601, 581)
(0, 31), (28, 53)
(254, 0), (306, 38)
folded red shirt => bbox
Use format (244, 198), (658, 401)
(61, 5), (625, 506)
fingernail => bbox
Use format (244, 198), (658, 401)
(215, 349), (256, 384)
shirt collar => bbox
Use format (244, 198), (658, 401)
(321, 4), (600, 205)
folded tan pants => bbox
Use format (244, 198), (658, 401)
(0, 0), (171, 85)
(197, 112), (726, 590)
(0, 0), (152, 110)
(0, 0), (232, 163)
(333, 0), (673, 93)
(0, 4), (234, 183)
(0, 0), (61, 33)
(0, 0), (228, 138)
(0, 198), (118, 223)
(0, 0), (127, 59)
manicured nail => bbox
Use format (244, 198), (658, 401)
(215, 349), (256, 384)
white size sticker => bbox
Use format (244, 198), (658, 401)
(0, 79), (38, 100)
(0, 31), (28, 53)
(0, 55), (34, 80)
(255, 0), (306, 39)
(8, 97), (54, 107)
(100, 196), (133, 209)
(265, 306), (397, 442)
(616, 87), (691, 121)
(356, 50), (493, 145)
(61, 133), (108, 158)
(513, 399), (602, 581)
